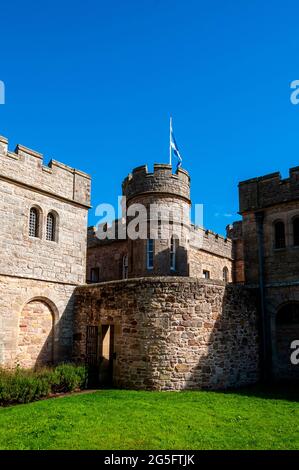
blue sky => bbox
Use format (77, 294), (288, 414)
(1, 0), (299, 234)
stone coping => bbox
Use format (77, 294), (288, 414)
(76, 276), (228, 289)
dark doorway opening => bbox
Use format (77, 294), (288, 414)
(86, 325), (99, 387)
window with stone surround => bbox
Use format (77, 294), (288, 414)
(223, 266), (229, 283)
(29, 207), (39, 238)
(274, 221), (286, 249)
(90, 267), (100, 283)
(170, 236), (176, 271)
(203, 270), (210, 279)
(147, 239), (154, 270)
(122, 254), (128, 279)
(46, 212), (56, 241)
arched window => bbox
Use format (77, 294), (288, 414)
(29, 207), (39, 237)
(223, 266), (229, 283)
(146, 239), (154, 270)
(46, 212), (56, 241)
(293, 218), (299, 246)
(170, 236), (176, 271)
(274, 221), (285, 249)
(122, 254), (128, 279)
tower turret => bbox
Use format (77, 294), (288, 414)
(122, 163), (191, 277)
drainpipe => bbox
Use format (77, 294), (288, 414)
(255, 211), (272, 381)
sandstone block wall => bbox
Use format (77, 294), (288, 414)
(0, 136), (90, 367)
(240, 200), (299, 285)
(73, 277), (259, 390)
(0, 136), (90, 285)
(188, 247), (232, 282)
(0, 275), (75, 367)
(265, 285), (299, 380)
(0, 136), (90, 206)
(122, 164), (190, 203)
(87, 239), (128, 282)
(239, 166), (299, 213)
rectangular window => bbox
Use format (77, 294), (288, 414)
(170, 237), (176, 271)
(122, 255), (128, 279)
(203, 270), (210, 279)
(147, 239), (154, 270)
(90, 267), (100, 283)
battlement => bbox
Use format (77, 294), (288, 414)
(0, 135), (91, 207)
(226, 221), (243, 240)
(191, 225), (233, 258)
(239, 166), (299, 213)
(122, 163), (190, 202)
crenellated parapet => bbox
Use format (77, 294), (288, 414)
(239, 167), (299, 214)
(122, 163), (190, 203)
(0, 135), (91, 207)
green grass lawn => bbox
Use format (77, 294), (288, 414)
(0, 386), (298, 450)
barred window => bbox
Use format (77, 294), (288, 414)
(274, 221), (285, 249)
(46, 213), (55, 241)
(29, 208), (38, 237)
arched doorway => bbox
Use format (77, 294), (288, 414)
(275, 303), (299, 379)
(16, 299), (55, 368)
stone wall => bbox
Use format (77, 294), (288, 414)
(189, 227), (233, 281)
(122, 164), (190, 203)
(123, 165), (191, 278)
(0, 135), (90, 367)
(265, 285), (299, 380)
(239, 166), (299, 213)
(73, 277), (260, 390)
(240, 200), (299, 285)
(188, 247), (232, 282)
(238, 166), (299, 380)
(0, 136), (90, 285)
(0, 136), (90, 206)
(87, 239), (128, 282)
(226, 221), (245, 283)
(86, 164), (234, 283)
(0, 275), (75, 367)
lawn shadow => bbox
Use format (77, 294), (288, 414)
(219, 380), (299, 402)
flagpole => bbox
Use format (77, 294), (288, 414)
(169, 116), (172, 167)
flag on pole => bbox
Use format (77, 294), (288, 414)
(170, 117), (182, 169)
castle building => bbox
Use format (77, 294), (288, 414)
(87, 164), (233, 284)
(239, 169), (299, 380)
(0, 133), (298, 390)
(0, 136), (90, 368)
(74, 164), (258, 390)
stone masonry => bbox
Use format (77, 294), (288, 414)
(2, 130), (298, 388)
(87, 164), (233, 283)
(0, 135), (90, 367)
(73, 277), (259, 390)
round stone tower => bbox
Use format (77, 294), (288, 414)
(122, 163), (191, 278)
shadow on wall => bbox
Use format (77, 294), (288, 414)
(179, 285), (261, 390)
(273, 302), (299, 381)
(154, 244), (189, 277)
(16, 293), (75, 369)
(72, 278), (261, 391)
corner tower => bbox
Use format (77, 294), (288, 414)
(122, 163), (191, 277)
